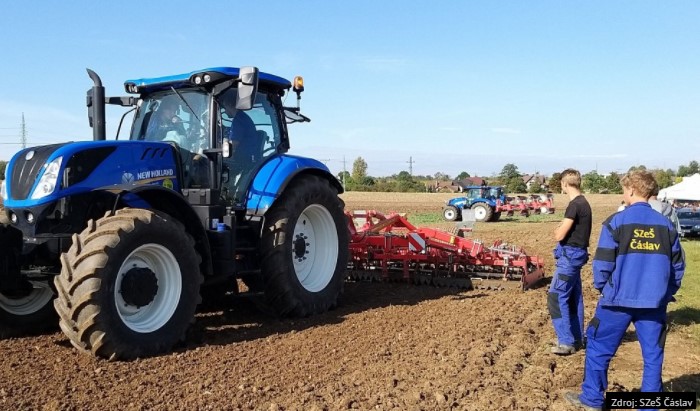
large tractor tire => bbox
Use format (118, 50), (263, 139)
(442, 206), (460, 222)
(471, 202), (493, 222)
(0, 219), (56, 338)
(54, 208), (202, 360)
(259, 175), (349, 317)
(491, 212), (502, 222)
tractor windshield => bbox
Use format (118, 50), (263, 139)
(130, 90), (210, 154)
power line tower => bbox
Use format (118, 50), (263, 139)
(20, 113), (27, 149)
(407, 156), (414, 176)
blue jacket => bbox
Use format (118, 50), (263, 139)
(592, 202), (685, 308)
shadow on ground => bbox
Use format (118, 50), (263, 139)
(668, 307), (700, 327)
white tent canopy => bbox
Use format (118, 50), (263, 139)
(659, 173), (700, 201)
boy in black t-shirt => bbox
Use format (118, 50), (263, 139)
(549, 169), (592, 355)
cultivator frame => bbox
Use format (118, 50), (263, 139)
(346, 211), (546, 290)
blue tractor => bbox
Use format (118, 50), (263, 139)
(0, 67), (348, 359)
(442, 186), (507, 222)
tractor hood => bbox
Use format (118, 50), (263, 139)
(3, 140), (180, 208)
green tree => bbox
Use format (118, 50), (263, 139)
(628, 165), (647, 172)
(505, 178), (527, 193)
(652, 169), (674, 189)
(499, 163), (520, 180)
(456, 171), (470, 180)
(677, 164), (690, 177)
(604, 172), (622, 194)
(528, 184), (544, 194)
(0, 160), (6, 180)
(433, 172), (450, 181)
(582, 171), (606, 193)
(688, 160), (699, 175)
(548, 173), (562, 193)
(351, 157), (368, 182)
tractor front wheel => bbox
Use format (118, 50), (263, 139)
(54, 208), (202, 360)
(260, 175), (349, 317)
(442, 206), (460, 222)
(471, 202), (493, 222)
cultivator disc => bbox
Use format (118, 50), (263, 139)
(346, 211), (546, 291)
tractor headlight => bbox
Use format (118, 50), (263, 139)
(694, 225), (700, 230)
(0, 179), (6, 201)
(30, 157), (63, 200)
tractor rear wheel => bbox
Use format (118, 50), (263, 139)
(471, 202), (493, 222)
(54, 208), (202, 360)
(442, 206), (460, 221)
(260, 175), (349, 317)
(0, 221), (56, 338)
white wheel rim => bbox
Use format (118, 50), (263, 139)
(541, 207), (548, 214)
(115, 243), (181, 333)
(0, 281), (53, 315)
(444, 209), (455, 220)
(474, 206), (487, 220)
(292, 204), (338, 292)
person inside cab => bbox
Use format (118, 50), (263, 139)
(145, 98), (186, 143)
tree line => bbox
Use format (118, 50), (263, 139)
(338, 157), (700, 194)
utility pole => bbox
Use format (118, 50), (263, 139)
(342, 156), (347, 191)
(20, 113), (27, 149)
(407, 156), (414, 176)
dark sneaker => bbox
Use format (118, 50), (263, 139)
(563, 391), (602, 410)
(551, 344), (576, 355)
(574, 340), (586, 351)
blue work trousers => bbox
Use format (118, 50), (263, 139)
(580, 304), (667, 409)
(548, 244), (588, 345)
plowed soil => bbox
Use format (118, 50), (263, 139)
(1, 193), (698, 410)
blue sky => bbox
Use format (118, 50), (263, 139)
(1, 1), (699, 178)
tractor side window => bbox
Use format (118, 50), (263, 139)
(218, 91), (282, 205)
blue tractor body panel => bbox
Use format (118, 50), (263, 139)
(245, 154), (340, 216)
(4, 140), (180, 209)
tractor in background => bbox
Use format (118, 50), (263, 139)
(442, 186), (555, 222)
(0, 66), (348, 359)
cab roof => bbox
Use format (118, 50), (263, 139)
(124, 67), (292, 94)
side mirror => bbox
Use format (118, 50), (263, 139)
(236, 66), (259, 110)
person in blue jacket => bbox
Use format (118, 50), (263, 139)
(565, 170), (685, 411)
(549, 168), (592, 355)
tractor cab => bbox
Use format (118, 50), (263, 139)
(120, 67), (297, 207)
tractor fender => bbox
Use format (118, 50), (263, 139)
(245, 155), (343, 216)
(94, 184), (213, 277)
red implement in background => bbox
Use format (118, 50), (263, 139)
(346, 210), (546, 290)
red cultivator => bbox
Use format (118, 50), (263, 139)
(496, 194), (556, 217)
(346, 210), (546, 290)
